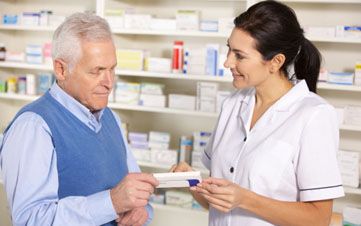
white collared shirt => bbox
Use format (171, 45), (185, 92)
(202, 80), (344, 226)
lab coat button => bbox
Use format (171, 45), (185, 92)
(243, 137), (247, 142)
(230, 167), (234, 173)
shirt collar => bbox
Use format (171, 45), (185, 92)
(49, 82), (105, 131)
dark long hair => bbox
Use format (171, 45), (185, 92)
(234, 0), (321, 93)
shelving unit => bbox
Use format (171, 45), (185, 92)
(0, 1), (360, 226)
(0, 24), (56, 32)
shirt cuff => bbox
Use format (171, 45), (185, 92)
(300, 185), (345, 202)
(144, 204), (154, 226)
(86, 189), (118, 225)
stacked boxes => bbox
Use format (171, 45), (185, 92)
(115, 81), (140, 105)
(149, 131), (177, 166)
(139, 83), (166, 107)
(196, 82), (218, 112)
(337, 150), (359, 188)
(191, 131), (211, 170)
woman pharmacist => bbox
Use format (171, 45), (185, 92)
(171, 1), (344, 225)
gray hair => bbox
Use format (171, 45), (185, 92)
(52, 12), (113, 71)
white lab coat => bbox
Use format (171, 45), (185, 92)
(202, 80), (344, 226)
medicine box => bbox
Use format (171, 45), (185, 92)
(176, 10), (199, 31)
(168, 94), (196, 111)
(116, 49), (144, 71)
(151, 149), (177, 165)
(115, 82), (140, 105)
(337, 150), (359, 188)
(139, 94), (166, 107)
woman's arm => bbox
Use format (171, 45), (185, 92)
(194, 178), (332, 226)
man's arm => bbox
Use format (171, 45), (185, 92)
(111, 111), (154, 225)
(0, 112), (117, 225)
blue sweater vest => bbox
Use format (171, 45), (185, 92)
(6, 92), (128, 225)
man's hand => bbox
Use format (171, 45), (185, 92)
(116, 207), (148, 226)
(111, 173), (158, 214)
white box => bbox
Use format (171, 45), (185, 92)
(200, 20), (218, 32)
(176, 10), (199, 31)
(154, 171), (202, 188)
(150, 18), (176, 30)
(129, 140), (149, 150)
(139, 94), (166, 107)
(218, 17), (234, 35)
(344, 105), (361, 126)
(132, 148), (151, 162)
(151, 149), (177, 165)
(197, 82), (218, 98)
(355, 61), (361, 86)
(115, 82), (140, 105)
(140, 83), (165, 95)
(105, 15), (124, 29)
(343, 207), (361, 225)
(337, 150), (359, 188)
(149, 141), (169, 150)
(128, 132), (148, 142)
(335, 108), (344, 126)
(327, 72), (354, 85)
(305, 26), (336, 37)
(197, 96), (216, 112)
(124, 14), (152, 29)
(149, 131), (170, 143)
(21, 12), (40, 26)
(168, 94), (196, 111)
(165, 190), (193, 208)
(144, 57), (172, 73)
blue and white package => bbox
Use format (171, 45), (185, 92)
(154, 171), (202, 188)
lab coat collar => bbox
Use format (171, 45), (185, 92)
(237, 80), (310, 135)
(272, 80), (310, 112)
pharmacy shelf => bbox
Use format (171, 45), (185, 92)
(152, 203), (207, 215)
(112, 28), (228, 38)
(0, 93), (38, 101)
(2, 93), (360, 133)
(344, 186), (361, 195)
(317, 82), (361, 92)
(116, 69), (233, 83)
(0, 93), (219, 118)
(0, 61), (52, 70)
(108, 102), (219, 118)
(340, 124), (361, 132)
(3, 62), (361, 90)
(0, 24), (56, 31)
(307, 36), (361, 44)
(278, 0), (361, 4)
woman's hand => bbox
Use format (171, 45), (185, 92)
(191, 177), (249, 213)
(169, 161), (193, 172)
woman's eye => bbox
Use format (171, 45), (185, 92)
(235, 53), (244, 60)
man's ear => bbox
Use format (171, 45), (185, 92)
(53, 59), (68, 81)
(269, 53), (286, 74)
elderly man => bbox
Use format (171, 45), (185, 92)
(0, 13), (158, 226)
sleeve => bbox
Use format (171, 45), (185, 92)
(296, 104), (345, 201)
(110, 110), (154, 224)
(0, 112), (117, 226)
